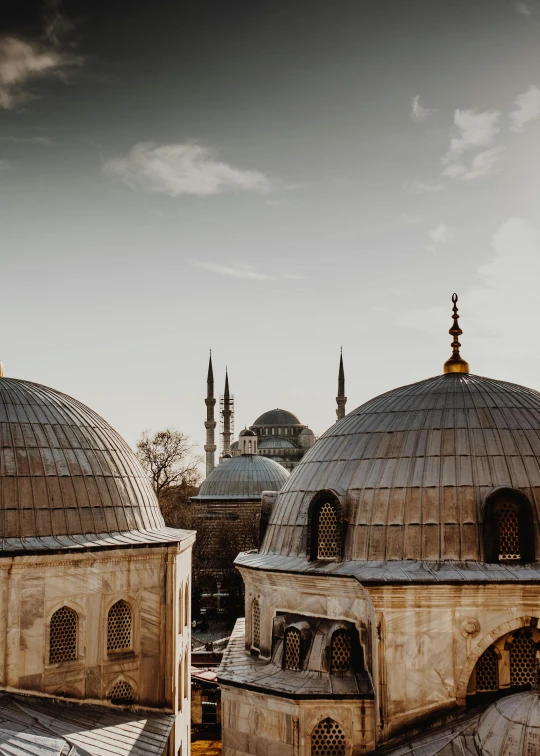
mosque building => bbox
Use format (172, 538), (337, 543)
(218, 295), (540, 756)
(0, 361), (194, 755)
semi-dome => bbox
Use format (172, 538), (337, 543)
(0, 377), (167, 550)
(475, 691), (540, 755)
(261, 372), (540, 562)
(252, 409), (301, 426)
(193, 454), (289, 500)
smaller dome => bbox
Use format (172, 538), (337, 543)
(192, 455), (289, 500)
(259, 437), (295, 449)
(252, 408), (301, 426)
(299, 427), (314, 435)
(475, 691), (540, 755)
(239, 428), (256, 437)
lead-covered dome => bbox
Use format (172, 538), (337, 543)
(193, 454), (289, 500)
(252, 409), (301, 426)
(262, 373), (540, 562)
(475, 691), (540, 755)
(0, 377), (166, 549)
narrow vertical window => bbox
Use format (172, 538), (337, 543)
(178, 660), (183, 711)
(179, 585), (183, 630)
(330, 630), (352, 673)
(252, 598), (260, 650)
(283, 627), (302, 671)
(184, 582), (189, 627)
(49, 606), (77, 664)
(496, 501), (521, 561)
(475, 646), (498, 692)
(317, 501), (338, 560)
(184, 647), (189, 699)
(107, 600), (132, 653)
(510, 632), (537, 687)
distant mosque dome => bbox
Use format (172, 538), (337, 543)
(0, 377), (165, 547)
(258, 437), (296, 449)
(239, 428), (257, 437)
(475, 691), (540, 755)
(252, 409), (301, 427)
(193, 454), (289, 500)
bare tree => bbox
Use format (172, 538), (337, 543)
(136, 428), (203, 500)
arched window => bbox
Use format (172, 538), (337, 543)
(252, 598), (261, 650)
(331, 630), (352, 674)
(484, 489), (535, 563)
(184, 582), (189, 627)
(108, 680), (134, 706)
(107, 600), (132, 653)
(311, 718), (346, 756)
(510, 631), (537, 687)
(49, 606), (77, 664)
(179, 585), (183, 629)
(283, 627), (302, 671)
(248, 440), (252, 453)
(475, 646), (498, 692)
(316, 501), (339, 560)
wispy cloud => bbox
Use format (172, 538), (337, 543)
(442, 145), (505, 181)
(192, 261), (274, 280)
(442, 109), (500, 165)
(0, 1), (82, 110)
(509, 85), (540, 131)
(105, 142), (272, 198)
(515, 2), (532, 16)
(0, 135), (51, 145)
(403, 178), (444, 194)
(429, 223), (452, 244)
(410, 95), (435, 123)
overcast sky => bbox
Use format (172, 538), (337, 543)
(2, 0), (540, 461)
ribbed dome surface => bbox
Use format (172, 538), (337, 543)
(262, 373), (540, 562)
(252, 409), (301, 426)
(258, 437), (295, 449)
(194, 454), (289, 499)
(0, 378), (165, 544)
(475, 692), (540, 755)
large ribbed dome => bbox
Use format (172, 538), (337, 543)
(193, 454), (289, 500)
(0, 377), (166, 549)
(262, 373), (540, 561)
(252, 409), (301, 426)
(475, 692), (540, 755)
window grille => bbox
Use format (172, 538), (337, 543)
(49, 606), (77, 664)
(252, 598), (261, 650)
(496, 501), (521, 561)
(107, 600), (132, 653)
(108, 680), (134, 705)
(283, 628), (302, 671)
(317, 502), (338, 560)
(331, 630), (352, 673)
(475, 646), (498, 692)
(311, 718), (346, 756)
(510, 633), (537, 687)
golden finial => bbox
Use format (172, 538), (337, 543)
(443, 293), (469, 374)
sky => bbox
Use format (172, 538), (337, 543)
(2, 0), (540, 464)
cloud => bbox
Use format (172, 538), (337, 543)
(509, 85), (540, 132)
(410, 95), (435, 123)
(192, 261), (274, 280)
(442, 146), (505, 181)
(515, 2), (532, 16)
(105, 142), (272, 197)
(43, 0), (76, 47)
(429, 223), (452, 244)
(442, 109), (500, 165)
(0, 135), (51, 145)
(403, 178), (444, 194)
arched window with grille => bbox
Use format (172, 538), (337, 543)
(108, 680), (134, 706)
(252, 598), (261, 650)
(107, 600), (132, 654)
(483, 489), (535, 564)
(307, 492), (343, 562)
(49, 606), (77, 665)
(311, 718), (346, 756)
(475, 646), (499, 692)
(510, 631), (537, 687)
(331, 630), (352, 674)
(283, 627), (302, 671)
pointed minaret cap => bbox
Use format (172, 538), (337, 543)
(443, 293), (469, 374)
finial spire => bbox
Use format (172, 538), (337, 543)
(336, 348), (347, 421)
(443, 293), (469, 374)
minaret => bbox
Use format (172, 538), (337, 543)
(336, 348), (347, 421)
(221, 368), (233, 457)
(204, 352), (217, 477)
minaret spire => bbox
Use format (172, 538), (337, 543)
(336, 347), (347, 421)
(443, 294), (470, 374)
(204, 351), (217, 477)
(221, 368), (233, 457)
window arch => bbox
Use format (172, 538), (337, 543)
(107, 600), (132, 653)
(483, 488), (535, 563)
(49, 606), (77, 664)
(330, 630), (352, 674)
(108, 680), (134, 706)
(307, 492), (343, 561)
(311, 718), (346, 756)
(283, 627), (302, 671)
(252, 598), (261, 651)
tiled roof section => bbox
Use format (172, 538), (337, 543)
(193, 454), (289, 500)
(0, 377), (165, 544)
(262, 373), (540, 562)
(218, 618), (372, 698)
(0, 692), (174, 755)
